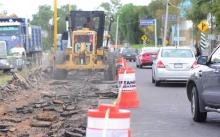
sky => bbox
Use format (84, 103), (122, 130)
(0, 0), (152, 19)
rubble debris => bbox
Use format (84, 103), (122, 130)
(2, 117), (22, 123)
(53, 99), (65, 105)
(0, 68), (117, 137)
(65, 130), (83, 137)
(31, 120), (52, 128)
(17, 132), (29, 137)
(60, 110), (80, 117)
(35, 112), (57, 122)
(16, 106), (33, 114)
(13, 73), (30, 89)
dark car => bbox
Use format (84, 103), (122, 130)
(186, 45), (220, 122)
(121, 48), (138, 62)
(136, 47), (159, 68)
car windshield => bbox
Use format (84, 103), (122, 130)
(161, 49), (193, 58)
(122, 48), (136, 54)
(141, 48), (159, 54)
(211, 47), (220, 63)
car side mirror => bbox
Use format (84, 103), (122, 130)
(197, 56), (207, 65)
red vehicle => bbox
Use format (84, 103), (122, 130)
(136, 47), (159, 68)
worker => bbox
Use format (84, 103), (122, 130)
(83, 17), (95, 29)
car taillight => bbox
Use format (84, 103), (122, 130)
(157, 60), (165, 68)
(140, 55), (143, 60)
(191, 61), (197, 68)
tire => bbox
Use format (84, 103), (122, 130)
(136, 64), (139, 68)
(191, 86), (207, 122)
(155, 80), (160, 87)
(139, 65), (143, 69)
(152, 75), (155, 83)
(53, 69), (68, 80)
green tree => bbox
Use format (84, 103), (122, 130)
(99, 0), (122, 15)
(99, 0), (122, 45)
(31, 5), (53, 49)
(58, 4), (76, 33)
(31, 4), (76, 50)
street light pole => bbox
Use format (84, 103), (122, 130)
(163, 0), (169, 47)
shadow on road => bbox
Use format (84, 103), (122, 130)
(158, 82), (186, 88)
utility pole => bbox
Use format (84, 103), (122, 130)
(115, 15), (119, 50)
(154, 19), (157, 47)
(210, 0), (214, 52)
(163, 0), (169, 47)
(54, 0), (58, 52)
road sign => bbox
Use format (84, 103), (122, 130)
(148, 25), (154, 32)
(162, 15), (177, 22)
(141, 35), (148, 41)
(139, 19), (154, 26)
(174, 37), (186, 41)
(198, 20), (209, 33)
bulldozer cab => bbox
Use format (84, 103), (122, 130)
(70, 11), (105, 49)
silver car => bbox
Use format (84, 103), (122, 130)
(152, 46), (196, 86)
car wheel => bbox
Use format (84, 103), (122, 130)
(155, 80), (160, 87)
(152, 76), (155, 83)
(140, 65), (143, 69)
(191, 86), (207, 122)
(136, 64), (139, 68)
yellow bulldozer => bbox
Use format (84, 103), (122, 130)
(53, 11), (116, 80)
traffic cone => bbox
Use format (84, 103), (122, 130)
(117, 67), (140, 108)
(86, 104), (131, 137)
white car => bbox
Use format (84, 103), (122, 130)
(152, 46), (196, 86)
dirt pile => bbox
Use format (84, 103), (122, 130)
(0, 68), (50, 100)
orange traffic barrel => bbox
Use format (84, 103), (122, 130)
(115, 58), (127, 81)
(117, 67), (140, 108)
(115, 58), (127, 68)
(86, 104), (131, 137)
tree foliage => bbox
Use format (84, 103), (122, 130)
(31, 4), (76, 49)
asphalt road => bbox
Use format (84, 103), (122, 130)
(129, 63), (220, 137)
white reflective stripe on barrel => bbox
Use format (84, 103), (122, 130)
(86, 128), (129, 137)
(118, 73), (136, 90)
(87, 117), (130, 129)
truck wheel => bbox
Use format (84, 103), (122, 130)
(191, 86), (207, 122)
(53, 69), (68, 80)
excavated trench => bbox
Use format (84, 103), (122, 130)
(0, 68), (118, 137)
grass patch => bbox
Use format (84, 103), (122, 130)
(0, 72), (13, 87)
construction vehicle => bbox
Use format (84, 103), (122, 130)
(0, 17), (42, 71)
(53, 11), (115, 80)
